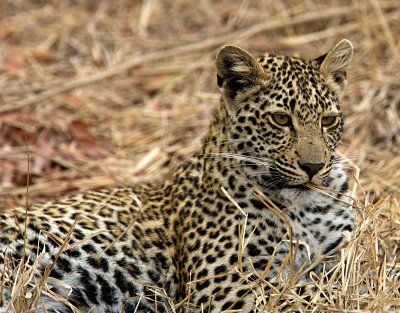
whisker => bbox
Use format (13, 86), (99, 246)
(251, 169), (274, 174)
(202, 150), (274, 163)
(207, 153), (273, 168)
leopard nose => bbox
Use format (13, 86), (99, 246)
(299, 162), (324, 179)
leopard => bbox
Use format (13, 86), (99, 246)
(0, 39), (355, 312)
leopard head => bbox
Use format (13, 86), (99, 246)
(215, 40), (353, 194)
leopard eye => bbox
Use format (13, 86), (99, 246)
(321, 115), (338, 127)
(271, 113), (291, 127)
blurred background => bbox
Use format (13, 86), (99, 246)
(0, 0), (399, 211)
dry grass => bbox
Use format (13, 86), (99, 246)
(0, 0), (399, 312)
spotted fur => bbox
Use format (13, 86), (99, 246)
(0, 40), (355, 312)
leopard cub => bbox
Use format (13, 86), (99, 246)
(0, 40), (354, 312)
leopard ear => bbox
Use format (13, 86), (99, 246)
(216, 45), (266, 99)
(313, 39), (353, 96)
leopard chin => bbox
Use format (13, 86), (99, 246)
(279, 187), (331, 208)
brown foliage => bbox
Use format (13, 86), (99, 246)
(0, 0), (399, 311)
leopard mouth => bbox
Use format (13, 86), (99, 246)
(267, 167), (310, 190)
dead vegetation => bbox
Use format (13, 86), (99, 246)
(0, 0), (399, 312)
